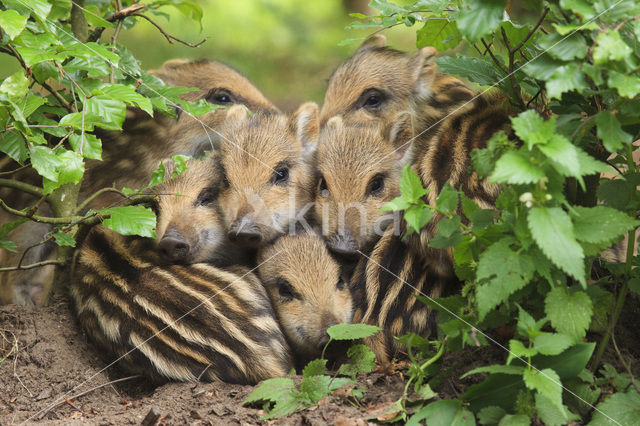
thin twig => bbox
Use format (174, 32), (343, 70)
(0, 178), (44, 197)
(0, 164), (29, 177)
(132, 13), (207, 47)
(39, 81), (73, 113)
(0, 259), (66, 273)
(76, 187), (127, 213)
(512, 7), (550, 54)
(480, 38), (508, 74)
(17, 234), (55, 270)
(87, 3), (146, 42)
(611, 329), (640, 393)
(0, 198), (83, 224)
(36, 375), (140, 420)
(501, 26), (526, 109)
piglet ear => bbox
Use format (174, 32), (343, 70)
(290, 102), (319, 152)
(224, 104), (250, 125)
(385, 111), (414, 164)
(356, 34), (387, 52)
(409, 46), (438, 100)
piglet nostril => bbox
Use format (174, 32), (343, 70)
(158, 236), (190, 263)
(228, 219), (263, 248)
(327, 232), (359, 259)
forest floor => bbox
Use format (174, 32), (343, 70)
(1, 300), (638, 425)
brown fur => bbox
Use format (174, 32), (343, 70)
(312, 114), (412, 256)
(217, 104), (318, 251)
(257, 233), (353, 358)
(70, 226), (292, 384)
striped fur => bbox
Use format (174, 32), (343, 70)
(71, 226), (292, 384)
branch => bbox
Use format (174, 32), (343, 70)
(87, 3), (146, 42)
(501, 27), (526, 110)
(480, 38), (508, 74)
(0, 198), (82, 224)
(75, 187), (127, 213)
(512, 7), (549, 54)
(0, 164), (28, 177)
(0, 178), (43, 197)
(39, 81), (73, 113)
(133, 13), (208, 47)
(0, 259), (65, 273)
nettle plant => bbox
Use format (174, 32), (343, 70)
(348, 0), (640, 424)
(0, 0), (216, 296)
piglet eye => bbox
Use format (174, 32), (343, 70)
(359, 89), (385, 110)
(273, 164), (290, 185)
(336, 279), (346, 290)
(276, 278), (296, 301)
(196, 188), (217, 206)
(367, 174), (385, 196)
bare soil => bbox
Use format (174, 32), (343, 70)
(1, 297), (638, 425)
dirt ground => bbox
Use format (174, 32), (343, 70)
(1, 298), (638, 425)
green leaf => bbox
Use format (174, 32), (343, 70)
(0, 70), (29, 99)
(546, 64), (588, 99)
(302, 359), (326, 377)
(475, 238), (536, 319)
(596, 111), (633, 152)
(400, 164), (427, 202)
(55, 149), (84, 186)
(533, 333), (573, 356)
(511, 110), (554, 149)
(535, 393), (578, 426)
(416, 20), (461, 51)
(22, 0), (51, 18)
(243, 376), (295, 404)
(540, 135), (580, 177)
(407, 399), (475, 426)
(100, 84), (153, 116)
(533, 343), (595, 380)
(100, 205), (156, 238)
(490, 152), (545, 185)
(608, 71), (640, 99)
(436, 183), (459, 215)
(508, 340), (538, 360)
(571, 206), (638, 245)
(538, 33), (588, 60)
(429, 217), (463, 248)
(0, 218), (27, 239)
(53, 231), (76, 247)
(380, 196), (411, 212)
(497, 414), (530, 426)
(477, 406), (507, 425)
(552, 22), (599, 35)
(593, 30), (632, 64)
(523, 368), (562, 410)
(1, 130), (27, 163)
(0, 240), (17, 252)
(589, 389), (640, 426)
(327, 323), (381, 340)
(69, 133), (102, 160)
(82, 5), (113, 28)
(576, 149), (609, 176)
(522, 54), (565, 81)
(338, 344), (377, 378)
(30, 145), (62, 181)
(545, 287), (592, 342)
(404, 205), (434, 234)
(0, 9), (28, 40)
(435, 56), (503, 86)
(14, 47), (60, 67)
(299, 375), (331, 403)
(457, 0), (504, 42)
(462, 364), (525, 378)
(560, 0), (595, 19)
(463, 373), (523, 412)
(528, 207), (585, 285)
(83, 96), (126, 130)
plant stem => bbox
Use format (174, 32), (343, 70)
(0, 178), (44, 198)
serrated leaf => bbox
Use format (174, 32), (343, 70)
(462, 364), (524, 378)
(0, 70), (29, 99)
(436, 183), (458, 215)
(299, 375), (331, 403)
(327, 323), (381, 340)
(596, 111), (633, 153)
(476, 238), (536, 318)
(302, 359), (326, 377)
(497, 414), (530, 425)
(522, 54), (565, 81)
(380, 196), (411, 212)
(457, 0), (504, 42)
(539, 33), (588, 60)
(100, 84), (153, 116)
(339, 344), (377, 378)
(400, 164), (427, 202)
(0, 9), (28, 40)
(535, 392), (578, 426)
(552, 22), (599, 35)
(511, 110), (554, 149)
(593, 30), (632, 64)
(53, 231), (76, 247)
(243, 376), (295, 404)
(416, 20), (461, 50)
(546, 64), (588, 99)
(576, 149), (609, 176)
(540, 134), (579, 177)
(405, 205), (434, 234)
(100, 205), (156, 238)
(69, 133), (102, 160)
(508, 340), (538, 360)
(478, 406), (507, 425)
(523, 368), (562, 410)
(1, 130), (27, 163)
(571, 206), (638, 245)
(490, 152), (545, 185)
(545, 287), (592, 341)
(533, 333), (573, 356)
(560, 0), (595, 18)
(589, 389), (640, 426)
(407, 399), (475, 426)
(528, 207), (585, 285)
(608, 71), (640, 99)
(434, 56), (503, 86)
